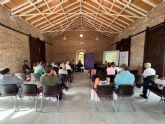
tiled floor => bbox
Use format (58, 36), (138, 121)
(0, 73), (165, 124)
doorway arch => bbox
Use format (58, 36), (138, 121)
(76, 49), (86, 65)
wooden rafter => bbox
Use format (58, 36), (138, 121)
(1, 0), (162, 38)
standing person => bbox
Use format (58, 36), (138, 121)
(139, 63), (156, 99)
(40, 65), (62, 100)
(0, 68), (24, 87)
(106, 62), (116, 83)
(22, 60), (31, 75)
(34, 61), (45, 76)
(114, 64), (135, 90)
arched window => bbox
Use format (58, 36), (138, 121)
(78, 51), (85, 65)
(76, 49), (86, 65)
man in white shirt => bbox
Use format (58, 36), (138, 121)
(142, 63), (156, 78)
(140, 63), (156, 99)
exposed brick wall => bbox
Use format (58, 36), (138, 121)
(48, 26), (113, 63)
(112, 2), (165, 72)
(0, 6), (51, 74)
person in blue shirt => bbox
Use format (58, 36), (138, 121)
(0, 68), (24, 87)
(34, 61), (45, 76)
(114, 64), (135, 89)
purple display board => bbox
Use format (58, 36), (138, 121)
(84, 52), (95, 69)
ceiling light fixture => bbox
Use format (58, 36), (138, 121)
(63, 36), (66, 40)
(96, 36), (99, 41)
(80, 33), (83, 38)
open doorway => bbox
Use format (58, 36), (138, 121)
(76, 49), (86, 65)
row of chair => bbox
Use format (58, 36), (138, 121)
(0, 84), (61, 112)
(95, 84), (135, 112)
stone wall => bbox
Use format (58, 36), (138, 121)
(0, 6), (51, 74)
(112, 2), (165, 72)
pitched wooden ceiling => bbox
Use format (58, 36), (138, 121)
(0, 0), (163, 38)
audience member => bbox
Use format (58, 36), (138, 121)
(140, 62), (156, 99)
(34, 61), (45, 76)
(77, 60), (83, 72)
(94, 69), (110, 89)
(66, 61), (72, 82)
(106, 62), (116, 83)
(0, 68), (24, 87)
(22, 60), (31, 75)
(40, 65), (62, 100)
(114, 64), (135, 90)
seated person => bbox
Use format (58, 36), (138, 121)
(140, 62), (156, 99)
(66, 61), (72, 82)
(22, 60), (31, 75)
(34, 61), (45, 76)
(40, 65), (62, 100)
(94, 69), (110, 89)
(76, 60), (83, 72)
(106, 62), (116, 83)
(58, 63), (69, 90)
(114, 64), (135, 92)
(0, 68), (24, 87)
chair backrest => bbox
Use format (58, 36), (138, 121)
(31, 73), (40, 81)
(15, 73), (26, 80)
(130, 70), (138, 75)
(134, 74), (143, 84)
(146, 75), (157, 82)
(118, 84), (134, 96)
(59, 74), (68, 82)
(21, 84), (37, 96)
(0, 84), (18, 96)
(43, 85), (60, 96)
(162, 87), (165, 97)
(96, 85), (113, 96)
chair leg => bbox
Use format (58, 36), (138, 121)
(117, 96), (120, 112)
(96, 96), (99, 112)
(132, 95), (136, 112)
(57, 95), (60, 112)
(14, 96), (18, 112)
(35, 95), (38, 112)
(112, 98), (115, 112)
(146, 90), (150, 102)
(19, 95), (23, 111)
(40, 95), (43, 112)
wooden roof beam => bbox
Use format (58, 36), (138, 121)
(11, 0), (43, 15)
(39, 10), (80, 31)
(30, 1), (79, 25)
(142, 0), (157, 7)
(25, 0), (69, 21)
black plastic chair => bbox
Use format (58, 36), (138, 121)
(31, 73), (40, 81)
(161, 87), (165, 104)
(134, 74), (143, 85)
(146, 75), (159, 101)
(96, 85), (114, 111)
(0, 84), (18, 111)
(19, 84), (38, 111)
(41, 85), (61, 112)
(59, 74), (69, 88)
(117, 84), (135, 112)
